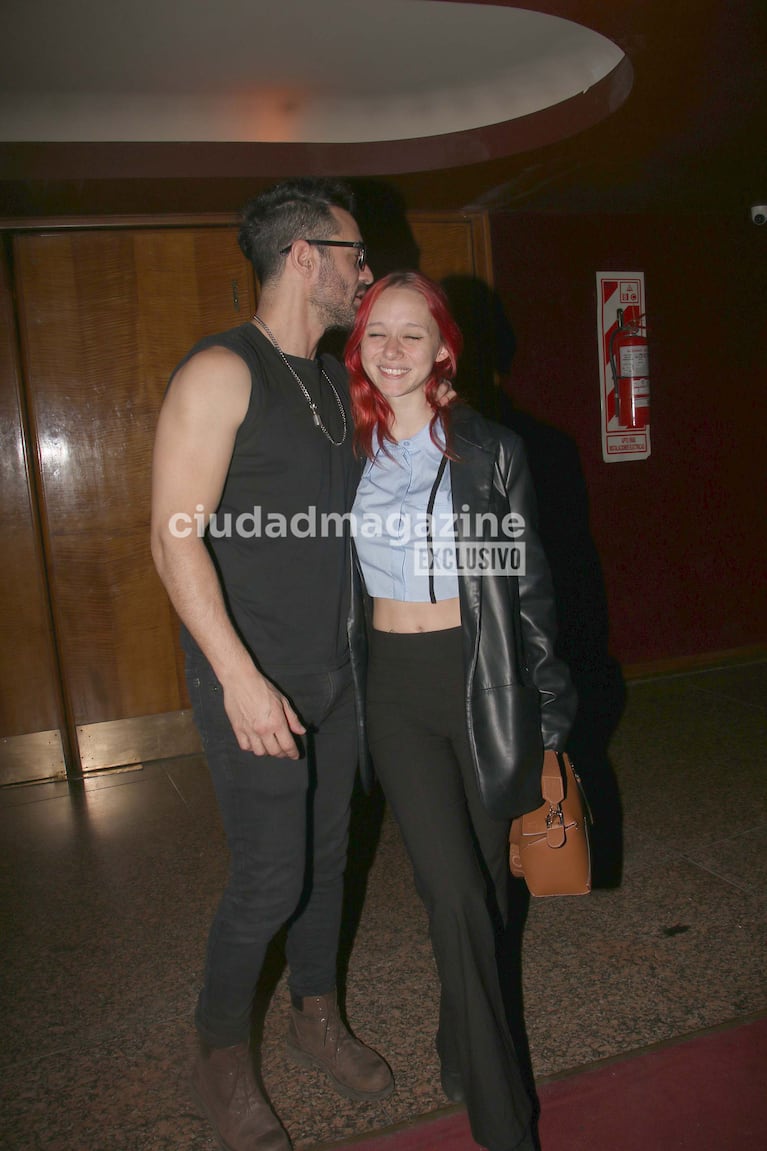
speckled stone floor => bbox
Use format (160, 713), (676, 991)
(1, 660), (766, 1151)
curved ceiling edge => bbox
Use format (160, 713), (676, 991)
(0, 57), (633, 184)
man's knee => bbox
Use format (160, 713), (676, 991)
(225, 859), (306, 929)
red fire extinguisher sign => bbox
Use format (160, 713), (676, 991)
(596, 272), (650, 462)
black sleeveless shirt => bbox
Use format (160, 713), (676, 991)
(173, 322), (357, 677)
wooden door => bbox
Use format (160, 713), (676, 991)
(0, 244), (68, 784)
(11, 226), (254, 777)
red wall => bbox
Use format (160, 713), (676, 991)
(489, 211), (766, 667)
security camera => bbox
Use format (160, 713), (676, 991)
(751, 205), (767, 225)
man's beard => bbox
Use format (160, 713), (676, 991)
(311, 259), (358, 333)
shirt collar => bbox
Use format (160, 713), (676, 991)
(372, 417), (445, 462)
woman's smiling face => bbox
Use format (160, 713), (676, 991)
(360, 286), (447, 403)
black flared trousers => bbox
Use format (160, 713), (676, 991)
(366, 627), (534, 1151)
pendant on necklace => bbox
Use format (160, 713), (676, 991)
(252, 313), (347, 447)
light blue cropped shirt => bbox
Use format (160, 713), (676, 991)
(352, 419), (459, 602)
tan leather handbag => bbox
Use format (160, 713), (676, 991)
(509, 750), (592, 896)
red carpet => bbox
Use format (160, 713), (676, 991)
(336, 1016), (767, 1151)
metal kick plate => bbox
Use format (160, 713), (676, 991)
(0, 729), (67, 786)
(77, 710), (202, 772)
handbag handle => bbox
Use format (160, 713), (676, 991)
(540, 750), (566, 847)
(540, 750), (566, 805)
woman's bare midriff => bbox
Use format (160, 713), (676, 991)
(372, 597), (461, 633)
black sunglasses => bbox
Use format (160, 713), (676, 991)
(280, 238), (367, 270)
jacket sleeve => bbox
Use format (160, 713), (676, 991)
(499, 436), (577, 750)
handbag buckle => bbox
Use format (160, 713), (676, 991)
(545, 804), (567, 848)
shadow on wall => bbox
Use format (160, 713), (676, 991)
(348, 178), (423, 275)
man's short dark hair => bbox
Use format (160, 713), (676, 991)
(238, 178), (357, 285)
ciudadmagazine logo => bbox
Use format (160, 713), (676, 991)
(168, 505), (527, 576)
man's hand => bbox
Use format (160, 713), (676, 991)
(221, 663), (306, 759)
(435, 380), (458, 406)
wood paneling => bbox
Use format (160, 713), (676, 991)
(409, 212), (493, 283)
(12, 227), (254, 767)
(408, 211), (497, 416)
(0, 243), (66, 783)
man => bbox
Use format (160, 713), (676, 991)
(150, 179), (390, 1151)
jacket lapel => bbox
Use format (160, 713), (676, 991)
(449, 410), (496, 531)
(448, 411), (496, 640)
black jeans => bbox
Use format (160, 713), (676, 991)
(367, 627), (534, 1151)
(186, 644), (358, 1048)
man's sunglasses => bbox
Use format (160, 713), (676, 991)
(280, 239), (367, 270)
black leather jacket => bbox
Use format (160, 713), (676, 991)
(348, 404), (577, 819)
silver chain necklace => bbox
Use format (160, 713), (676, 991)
(252, 314), (347, 447)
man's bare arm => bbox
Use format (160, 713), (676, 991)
(150, 346), (304, 758)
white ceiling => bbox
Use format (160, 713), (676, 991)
(1, 0), (624, 143)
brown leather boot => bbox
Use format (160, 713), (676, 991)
(286, 991), (394, 1101)
(190, 1041), (292, 1151)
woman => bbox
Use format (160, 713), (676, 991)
(344, 272), (576, 1151)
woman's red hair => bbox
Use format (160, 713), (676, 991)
(344, 271), (463, 459)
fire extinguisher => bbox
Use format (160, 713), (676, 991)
(609, 308), (650, 429)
